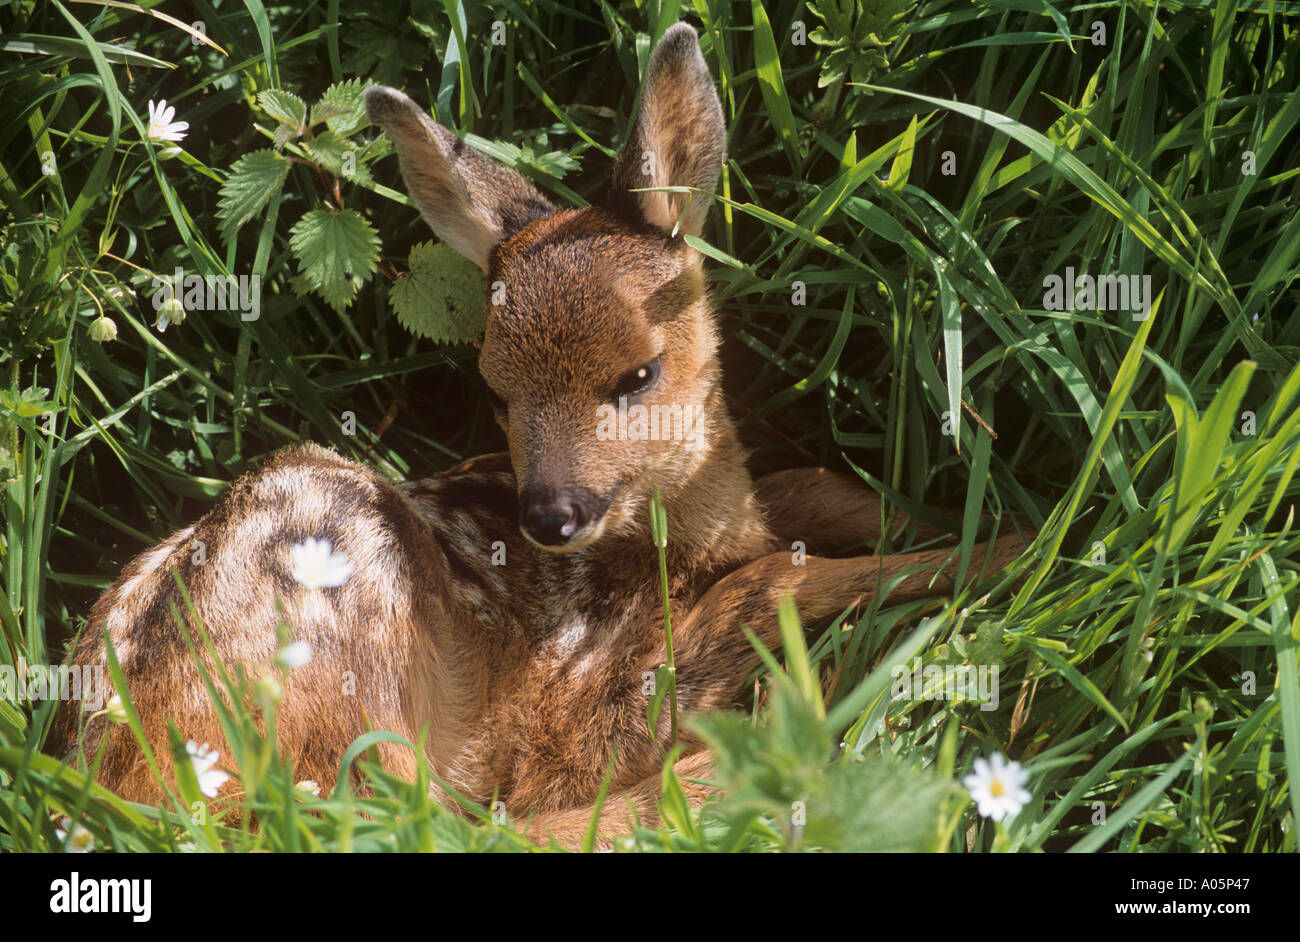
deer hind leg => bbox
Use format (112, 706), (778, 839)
(671, 533), (1028, 714)
(521, 750), (717, 850)
(48, 443), (462, 807)
(754, 468), (950, 554)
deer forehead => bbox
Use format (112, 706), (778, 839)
(480, 306), (663, 402)
(480, 210), (709, 395)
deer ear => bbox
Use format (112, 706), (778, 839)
(365, 87), (554, 271)
(607, 23), (725, 238)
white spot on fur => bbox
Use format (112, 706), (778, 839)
(105, 609), (132, 663)
(109, 527), (194, 662)
(553, 617), (588, 658)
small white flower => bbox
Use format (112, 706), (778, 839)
(963, 752), (1032, 822)
(295, 779), (321, 797)
(276, 640), (313, 670)
(155, 296), (185, 333)
(185, 740), (230, 798)
(105, 693), (128, 724)
(158, 145), (184, 161)
(290, 537), (352, 589)
(146, 99), (189, 143)
(55, 817), (94, 853)
(88, 316), (119, 344)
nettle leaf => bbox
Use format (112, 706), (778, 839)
(288, 208), (380, 311)
(304, 131), (372, 184)
(259, 89), (307, 149)
(258, 88), (307, 127)
(273, 123), (297, 150)
(217, 150), (290, 243)
(311, 79), (368, 137)
(355, 132), (391, 163)
(390, 241), (485, 345)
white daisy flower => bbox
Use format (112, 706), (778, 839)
(185, 740), (230, 798)
(146, 99), (189, 143)
(963, 752), (1032, 822)
(295, 780), (321, 797)
(55, 817), (94, 853)
(276, 640), (313, 669)
(290, 537), (353, 589)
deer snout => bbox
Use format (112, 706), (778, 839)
(520, 487), (606, 549)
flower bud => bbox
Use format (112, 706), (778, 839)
(254, 673), (282, 710)
(89, 316), (118, 343)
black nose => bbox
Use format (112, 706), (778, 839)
(521, 497), (586, 546)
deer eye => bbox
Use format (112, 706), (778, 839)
(612, 357), (660, 401)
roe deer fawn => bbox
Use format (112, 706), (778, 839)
(49, 23), (1027, 847)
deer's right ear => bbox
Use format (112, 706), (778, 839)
(607, 23), (725, 237)
(365, 87), (553, 271)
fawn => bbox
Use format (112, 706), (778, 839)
(49, 23), (1026, 846)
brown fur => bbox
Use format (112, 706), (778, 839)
(47, 24), (1028, 848)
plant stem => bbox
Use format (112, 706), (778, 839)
(650, 487), (677, 745)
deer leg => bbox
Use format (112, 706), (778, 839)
(521, 530), (1028, 846)
(520, 750), (717, 850)
(673, 532), (1028, 714)
(754, 468), (949, 554)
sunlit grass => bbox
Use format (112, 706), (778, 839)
(2, 0), (1297, 852)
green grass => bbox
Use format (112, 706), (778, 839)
(2, 0), (1299, 852)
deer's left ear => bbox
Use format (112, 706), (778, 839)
(606, 23), (726, 238)
(365, 87), (554, 271)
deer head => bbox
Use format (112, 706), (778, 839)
(365, 23), (728, 553)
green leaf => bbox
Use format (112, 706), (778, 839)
(884, 114), (917, 191)
(258, 88), (306, 128)
(1026, 640), (1129, 733)
(389, 240), (486, 344)
(311, 79), (368, 137)
(776, 596), (824, 720)
(217, 150), (290, 243)
(1164, 359), (1256, 554)
(288, 208), (380, 311)
(750, 0), (801, 166)
(659, 752), (701, 844)
(808, 0), (913, 87)
(1067, 752), (1192, 853)
(646, 663), (674, 735)
(259, 89), (306, 150)
(304, 130), (372, 184)
(0, 385), (55, 419)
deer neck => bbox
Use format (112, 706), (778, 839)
(654, 388), (774, 573)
